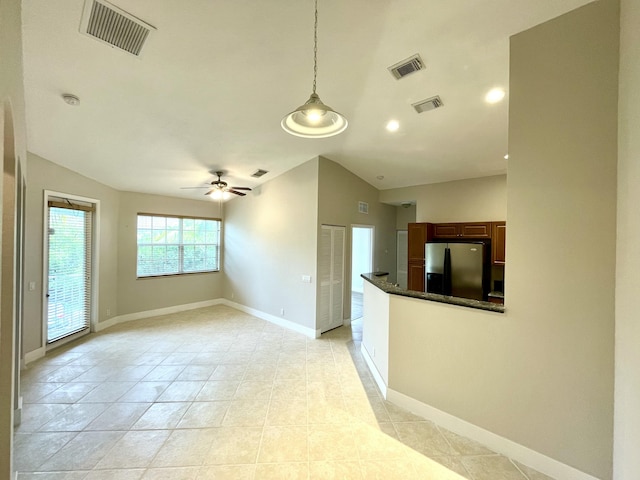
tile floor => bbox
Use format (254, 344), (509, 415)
(14, 305), (554, 480)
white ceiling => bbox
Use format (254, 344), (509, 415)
(21, 0), (594, 199)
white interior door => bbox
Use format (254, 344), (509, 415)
(319, 225), (345, 333)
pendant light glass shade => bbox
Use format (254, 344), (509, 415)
(281, 0), (347, 138)
(281, 93), (348, 138)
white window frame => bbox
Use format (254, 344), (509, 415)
(136, 213), (221, 278)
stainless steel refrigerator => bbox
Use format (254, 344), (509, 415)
(425, 242), (488, 301)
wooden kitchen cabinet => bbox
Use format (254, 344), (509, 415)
(408, 223), (433, 261)
(492, 221), (506, 265)
(432, 222), (492, 239)
(408, 260), (425, 292)
(407, 223), (433, 291)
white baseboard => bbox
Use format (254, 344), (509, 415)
(93, 299), (225, 332)
(220, 299), (318, 339)
(386, 388), (600, 480)
(360, 343), (387, 398)
(24, 346), (46, 365)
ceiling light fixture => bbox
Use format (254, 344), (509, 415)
(485, 88), (506, 104)
(386, 120), (400, 132)
(281, 0), (347, 138)
(62, 93), (80, 106)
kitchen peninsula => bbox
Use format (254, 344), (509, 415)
(361, 273), (504, 313)
(359, 271), (506, 454)
(360, 271), (505, 398)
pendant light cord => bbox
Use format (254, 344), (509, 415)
(312, 0), (318, 95)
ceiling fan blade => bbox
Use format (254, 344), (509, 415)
(204, 189), (215, 196)
(180, 186), (210, 189)
(230, 187), (252, 191)
(227, 189), (247, 196)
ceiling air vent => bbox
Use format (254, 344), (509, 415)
(79, 0), (155, 57)
(388, 54), (425, 80)
(251, 169), (269, 178)
(412, 95), (444, 114)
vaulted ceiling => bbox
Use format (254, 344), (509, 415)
(22, 0), (594, 199)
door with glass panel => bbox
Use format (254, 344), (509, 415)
(46, 199), (94, 344)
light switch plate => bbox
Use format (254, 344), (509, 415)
(301, 275), (312, 283)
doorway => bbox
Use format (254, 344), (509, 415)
(1, 100), (18, 478)
(350, 225), (374, 321)
(44, 194), (97, 346)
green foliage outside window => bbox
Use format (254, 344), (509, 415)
(136, 214), (220, 277)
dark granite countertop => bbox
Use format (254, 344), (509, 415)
(361, 273), (505, 313)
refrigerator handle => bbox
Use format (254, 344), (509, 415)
(443, 247), (452, 296)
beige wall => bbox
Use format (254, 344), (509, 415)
(380, 174), (506, 223)
(23, 155), (224, 353)
(317, 157), (397, 318)
(395, 204), (416, 230)
(373, 3), (618, 479)
(507, 1), (618, 477)
(0, 0), (28, 474)
(24, 153), (120, 353)
(614, 0), (640, 477)
(223, 159), (319, 330)
(117, 191), (223, 316)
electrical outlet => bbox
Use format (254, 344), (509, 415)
(280, 308), (285, 316)
(106, 308), (111, 317)
(28, 281), (36, 291)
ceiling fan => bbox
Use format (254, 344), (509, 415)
(181, 171), (252, 197)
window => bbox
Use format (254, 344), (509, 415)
(136, 214), (221, 277)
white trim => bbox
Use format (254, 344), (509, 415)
(93, 298), (224, 332)
(386, 388), (600, 480)
(221, 299), (318, 339)
(24, 347), (46, 365)
(360, 343), (387, 398)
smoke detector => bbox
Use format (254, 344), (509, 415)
(79, 0), (156, 57)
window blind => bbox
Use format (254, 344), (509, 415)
(47, 204), (92, 343)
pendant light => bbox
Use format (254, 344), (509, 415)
(281, 0), (348, 138)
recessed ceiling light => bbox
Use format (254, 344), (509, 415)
(504, 154), (509, 160)
(62, 93), (80, 106)
(386, 120), (400, 132)
(485, 88), (506, 104)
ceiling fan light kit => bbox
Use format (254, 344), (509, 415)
(281, 0), (347, 138)
(182, 171), (251, 199)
